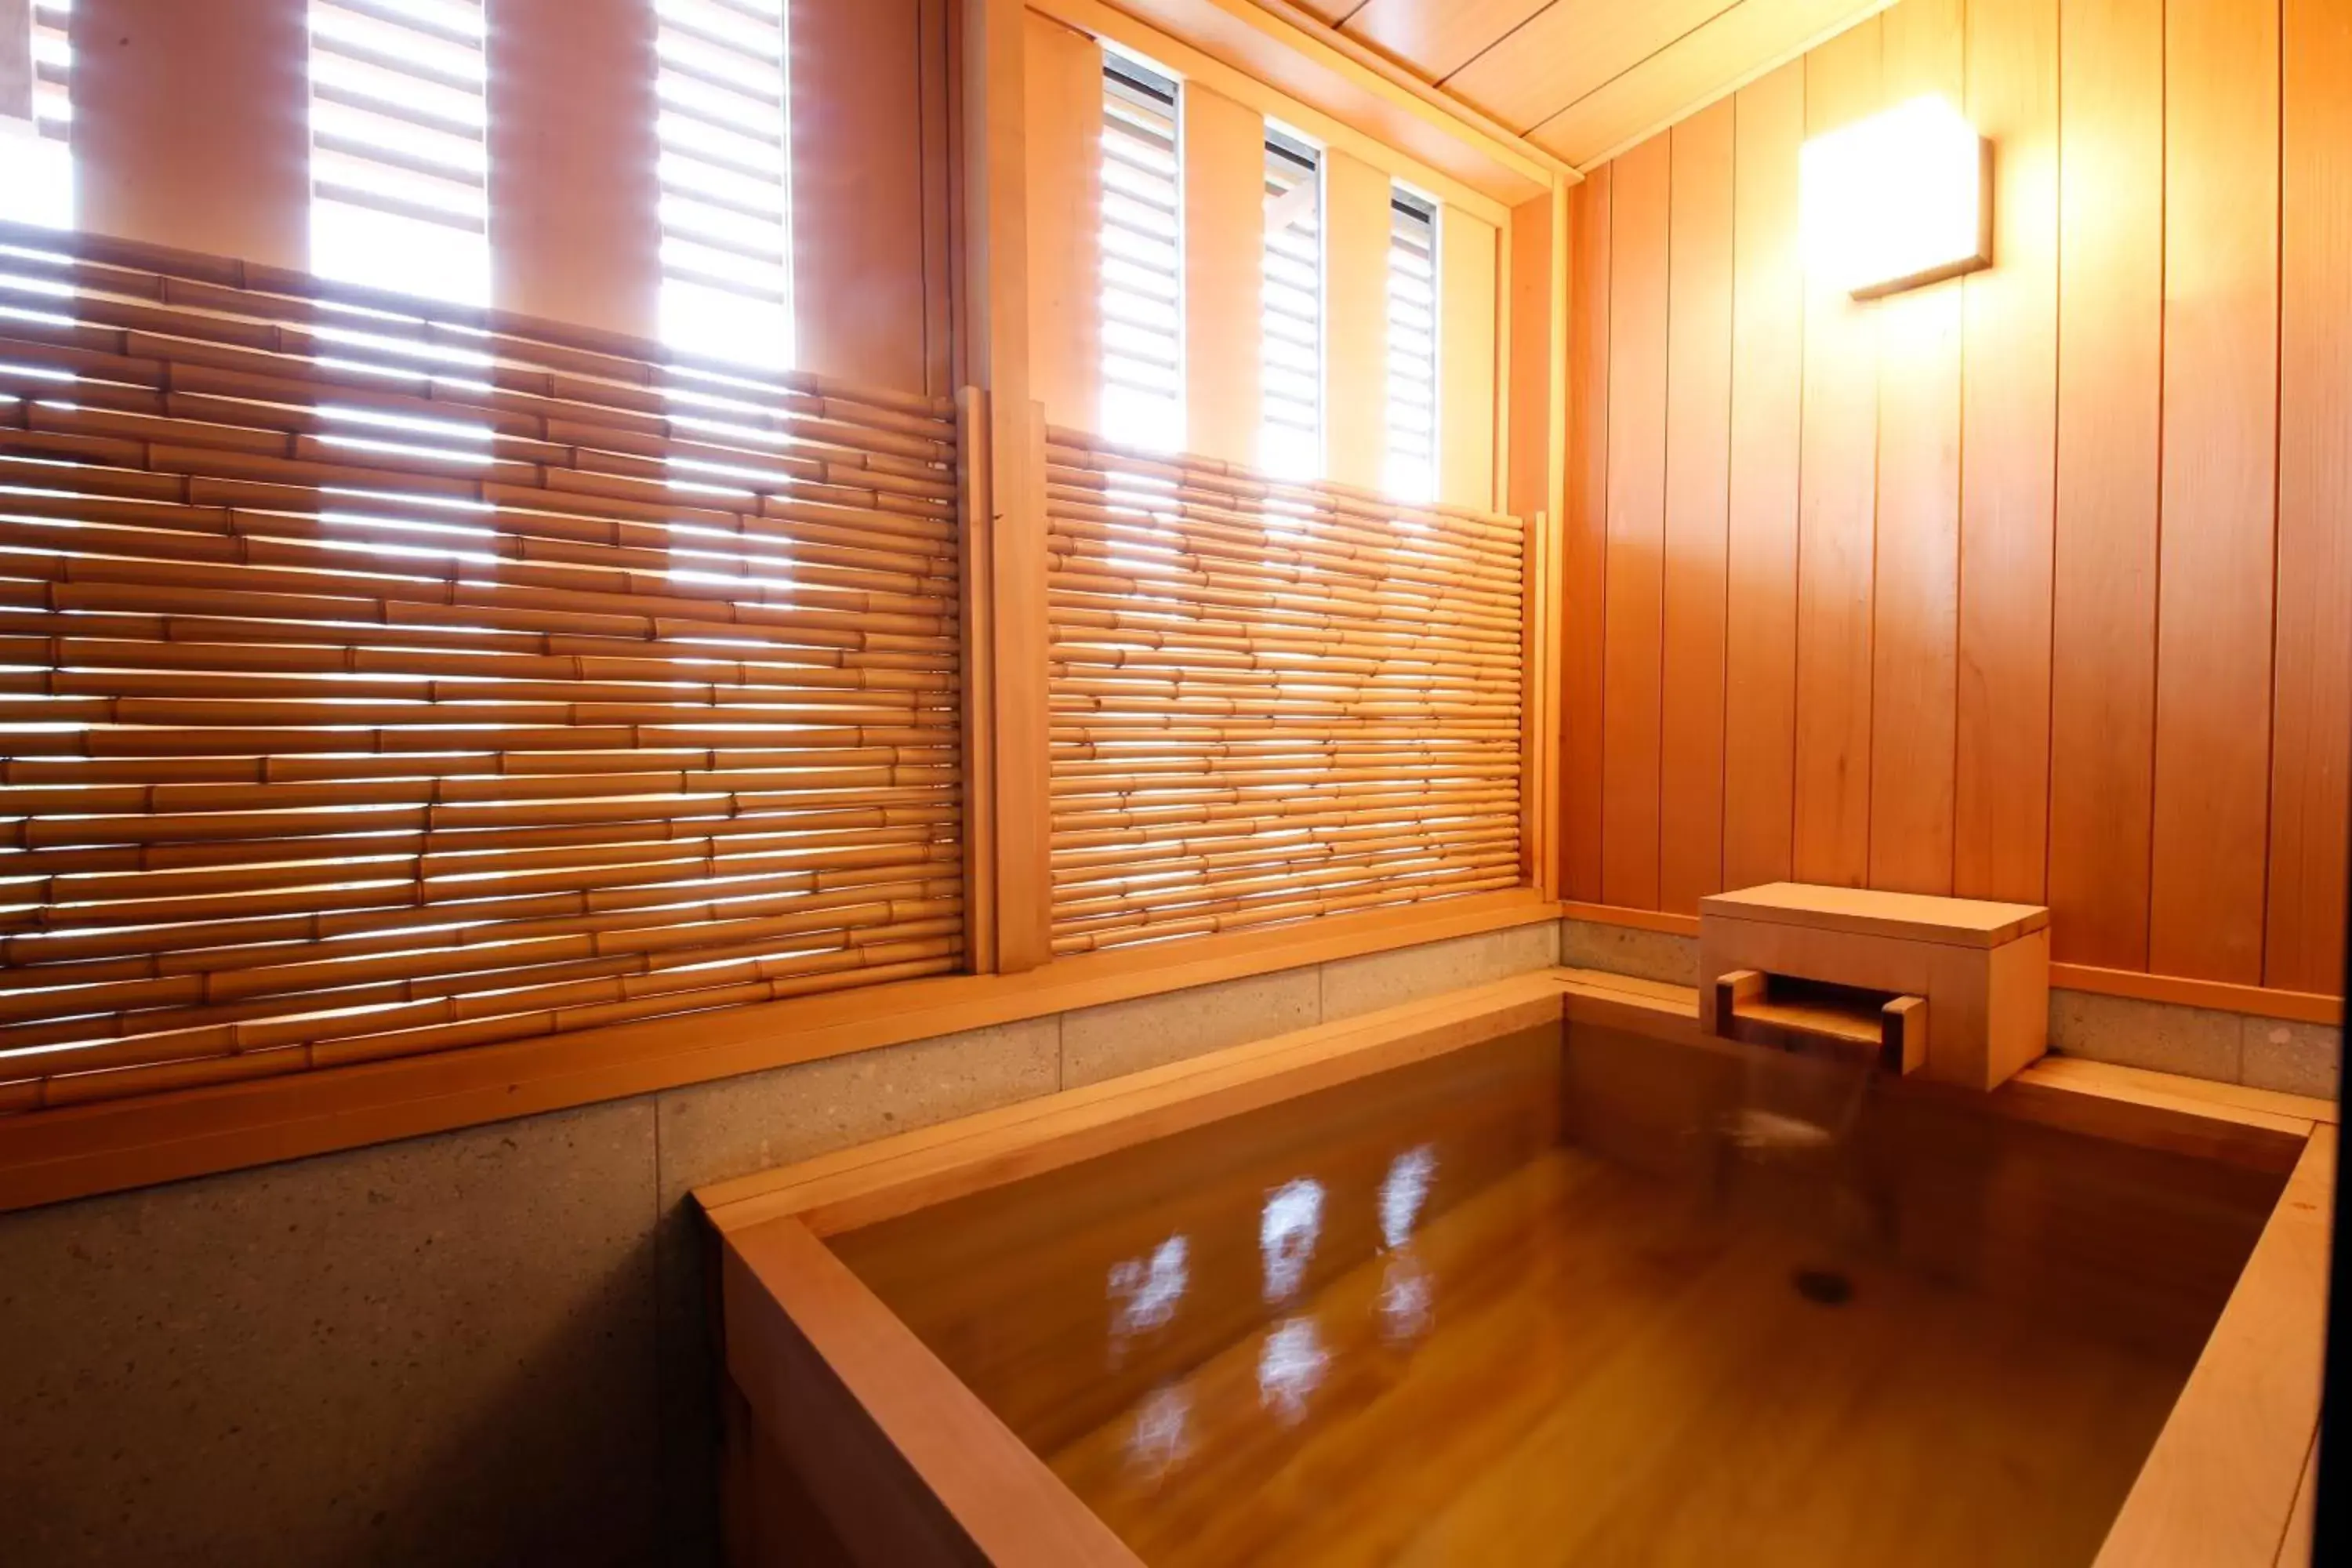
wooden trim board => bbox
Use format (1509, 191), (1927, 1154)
(2093, 1127), (2335, 1568)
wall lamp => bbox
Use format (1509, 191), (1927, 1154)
(1800, 95), (1994, 299)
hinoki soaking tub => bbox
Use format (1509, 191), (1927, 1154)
(696, 973), (2332, 1568)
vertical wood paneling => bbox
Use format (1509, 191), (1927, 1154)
(71, 0), (309, 269)
(1866, 0), (1965, 895)
(1183, 82), (1263, 466)
(2049, 0), (2164, 967)
(1022, 12), (1101, 429)
(1955, 0), (2060, 904)
(1562, 165), (1611, 901)
(1439, 209), (1500, 510)
(2267, 0), (2352, 993)
(2149, 0), (2281, 984)
(1721, 62), (1806, 892)
(1658, 100), (1734, 913)
(1599, 135), (1670, 909)
(1791, 18), (1881, 888)
(1323, 147), (1394, 490)
(488, 0), (660, 339)
(1566, 0), (2347, 1000)
(1507, 191), (1559, 524)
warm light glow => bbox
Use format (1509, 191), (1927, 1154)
(1800, 95), (1991, 299)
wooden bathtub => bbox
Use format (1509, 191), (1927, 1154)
(695, 970), (2333, 1568)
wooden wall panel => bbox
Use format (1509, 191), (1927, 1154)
(1562, 0), (2349, 1002)
(1323, 147), (1393, 489)
(1657, 100), (1733, 913)
(1954, 0), (2059, 904)
(1022, 11), (1102, 430)
(1866, 0), (1963, 896)
(1183, 82), (1264, 467)
(1720, 62), (1805, 892)
(1599, 135), (1669, 909)
(791, 0), (938, 394)
(1561, 165), (1611, 901)
(1791, 18), (1881, 889)
(2148, 0), (2280, 985)
(1439, 209), (1500, 510)
(488, 0), (659, 340)
(1506, 190), (1559, 524)
(2048, 0), (2162, 967)
(71, 0), (309, 269)
(2267, 0), (2352, 992)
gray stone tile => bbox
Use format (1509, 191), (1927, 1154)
(1318, 921), (1562, 1022)
(2241, 1017), (2343, 1101)
(648, 1017), (1060, 1563)
(0, 1099), (662, 1568)
(1061, 967), (1321, 1087)
(652, 1015), (1063, 1210)
(2048, 989), (2244, 1083)
(1559, 918), (1699, 986)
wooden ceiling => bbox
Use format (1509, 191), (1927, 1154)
(1276, 0), (1892, 169)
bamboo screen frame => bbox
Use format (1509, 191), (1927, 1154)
(0, 217), (964, 1113)
(1044, 428), (1526, 953)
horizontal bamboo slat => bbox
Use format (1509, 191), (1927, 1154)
(0, 217), (964, 1111)
(1045, 430), (1526, 945)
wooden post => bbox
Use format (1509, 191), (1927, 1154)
(71, 0), (309, 267)
(960, 0), (1051, 973)
(485, 0), (660, 339)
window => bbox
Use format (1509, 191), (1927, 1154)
(307, 0), (491, 306)
(1384, 187), (1439, 503)
(1258, 126), (1321, 481)
(656, 0), (791, 368)
(1098, 51), (1182, 452)
(0, 0), (71, 230)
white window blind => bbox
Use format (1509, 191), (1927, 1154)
(1384, 187), (1438, 503)
(656, 0), (792, 368)
(307, 0), (491, 307)
(1098, 51), (1182, 452)
(1, 0), (71, 230)
(1258, 126), (1321, 481)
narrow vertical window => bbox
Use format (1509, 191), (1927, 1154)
(1258, 125), (1321, 481)
(656, 0), (791, 368)
(1384, 187), (1439, 503)
(1099, 51), (1182, 452)
(1, 0), (71, 229)
(307, 0), (491, 306)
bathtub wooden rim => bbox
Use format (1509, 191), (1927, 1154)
(701, 966), (2336, 1568)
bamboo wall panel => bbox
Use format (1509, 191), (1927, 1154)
(1560, 0), (2349, 1000)
(0, 219), (965, 1113)
(1044, 430), (1526, 953)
